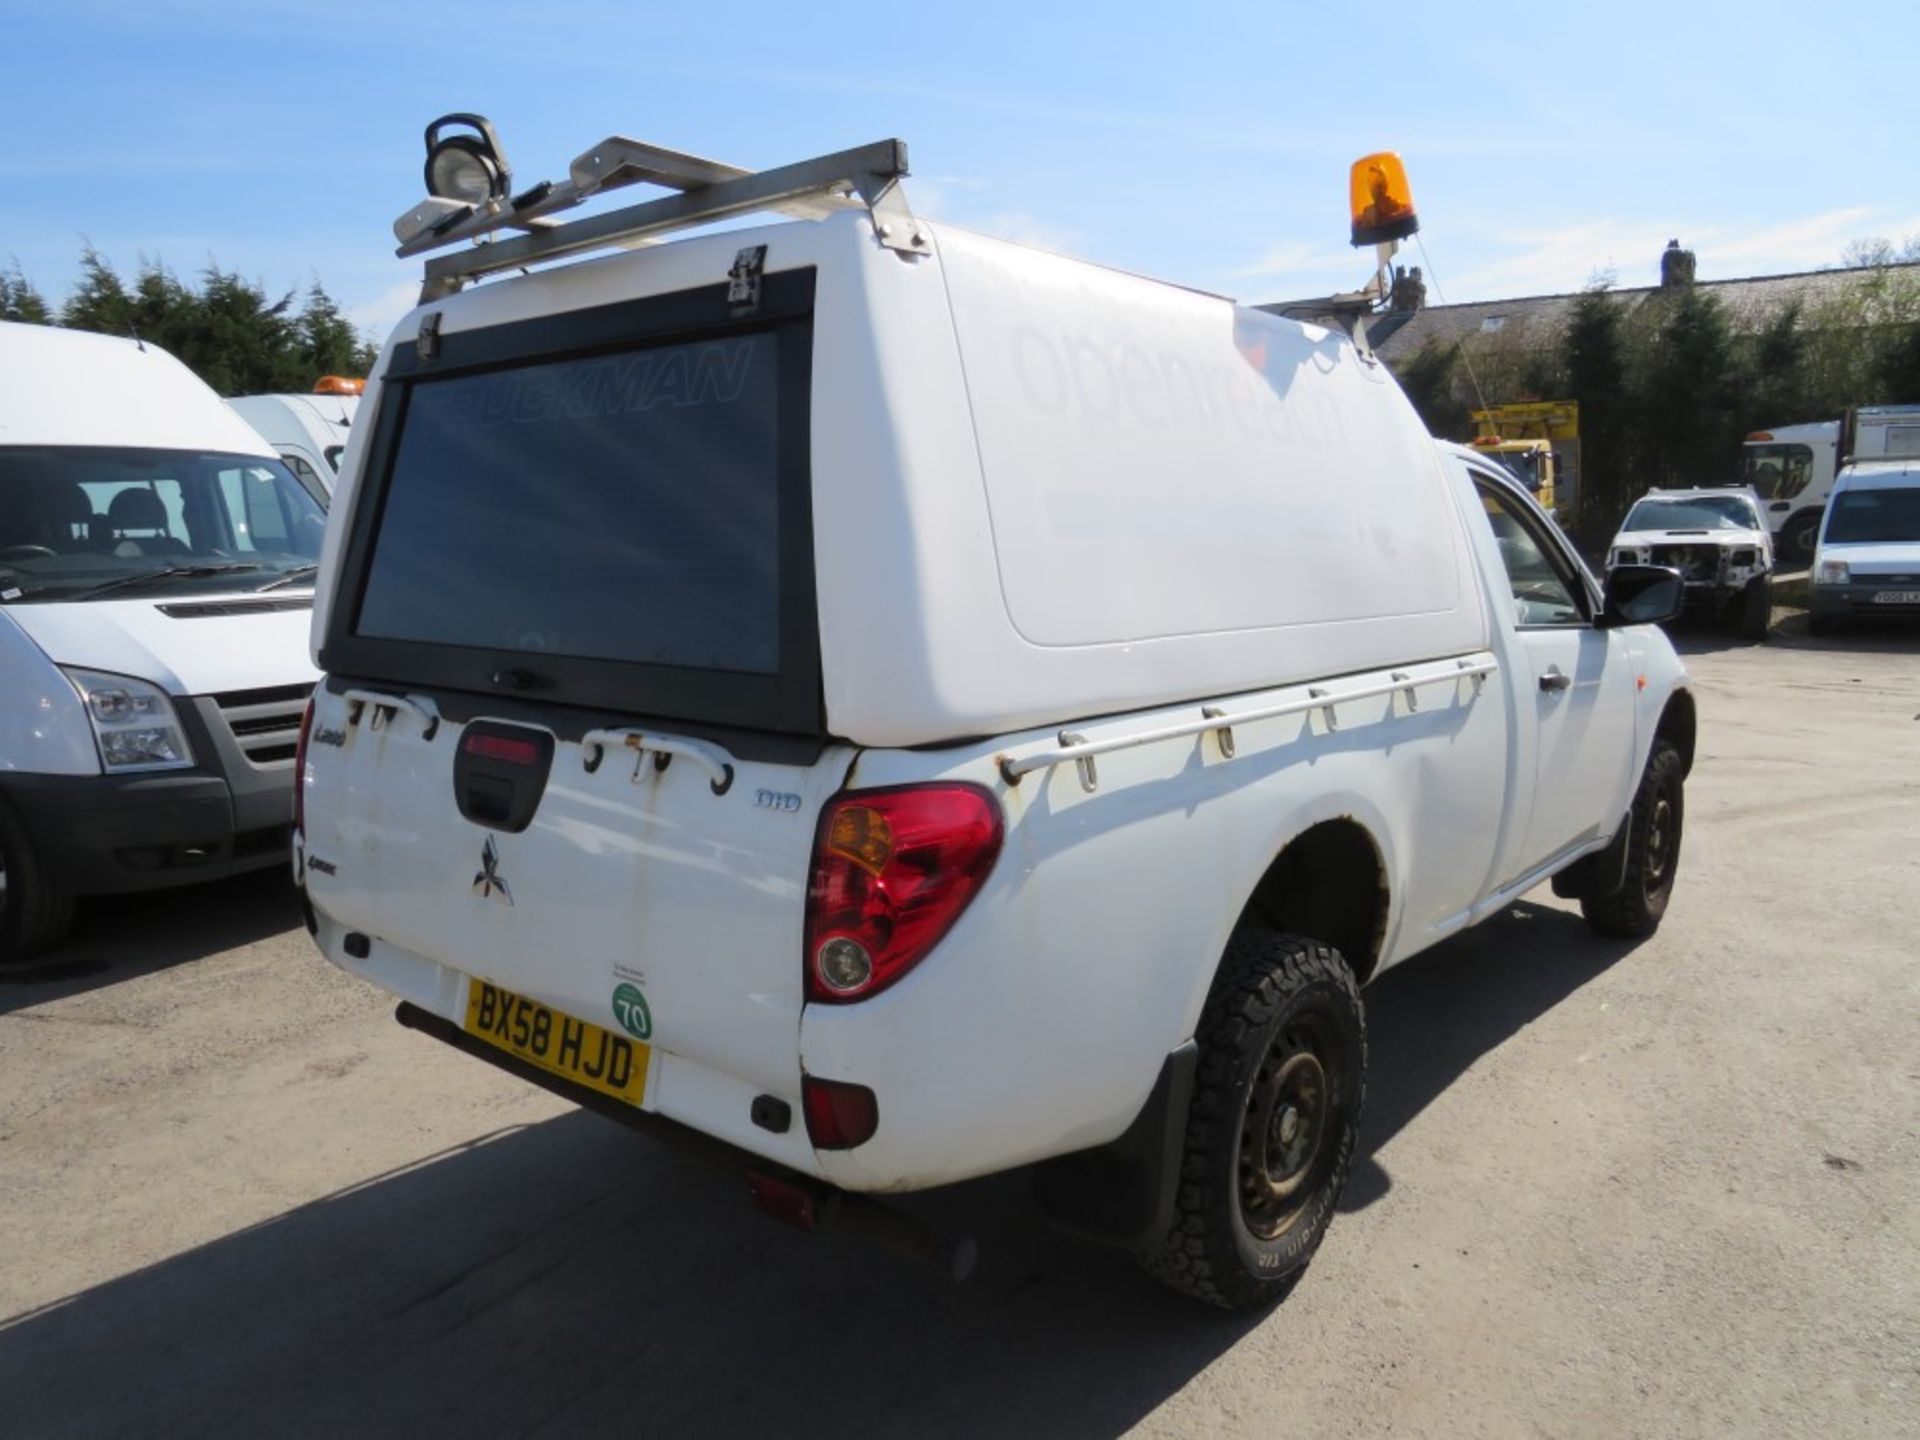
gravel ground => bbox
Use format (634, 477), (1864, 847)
(2, 615), (1916, 1438)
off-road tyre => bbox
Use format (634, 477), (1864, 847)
(1139, 931), (1365, 1310)
(1581, 739), (1684, 939)
(0, 793), (72, 966)
(1739, 576), (1771, 641)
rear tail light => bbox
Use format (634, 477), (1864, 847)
(803, 783), (1003, 1004)
(292, 696), (315, 837)
(801, 1076), (880, 1150)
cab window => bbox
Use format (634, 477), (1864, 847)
(1475, 476), (1587, 627)
(1743, 443), (1813, 500)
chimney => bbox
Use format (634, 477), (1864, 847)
(1388, 264), (1427, 313)
(1660, 238), (1696, 288)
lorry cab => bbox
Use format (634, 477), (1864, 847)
(0, 322), (326, 961)
(228, 380), (362, 495)
(1744, 408), (1920, 566)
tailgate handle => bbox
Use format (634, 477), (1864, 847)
(453, 722), (556, 833)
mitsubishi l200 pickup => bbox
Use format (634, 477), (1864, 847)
(294, 127), (1694, 1308)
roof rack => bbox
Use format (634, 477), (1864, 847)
(396, 136), (924, 301)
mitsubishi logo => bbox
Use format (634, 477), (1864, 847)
(473, 834), (513, 905)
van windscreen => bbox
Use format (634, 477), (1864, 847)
(357, 332), (781, 674)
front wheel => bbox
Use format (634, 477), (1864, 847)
(1778, 511), (1820, 568)
(1740, 576), (1772, 641)
(1581, 740), (1684, 939)
(0, 793), (73, 966)
(1139, 931), (1365, 1310)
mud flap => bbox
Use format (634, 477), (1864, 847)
(1551, 812), (1632, 900)
(1031, 1040), (1198, 1249)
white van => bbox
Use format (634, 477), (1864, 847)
(1808, 460), (1920, 633)
(0, 322), (326, 961)
(297, 129), (1694, 1307)
(227, 382), (361, 495)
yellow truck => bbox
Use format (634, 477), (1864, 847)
(1470, 401), (1581, 514)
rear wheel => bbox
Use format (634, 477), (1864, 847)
(1139, 930), (1365, 1310)
(1739, 576), (1772, 641)
(1581, 740), (1684, 939)
(0, 794), (73, 966)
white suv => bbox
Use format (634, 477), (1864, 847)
(295, 125), (1695, 1308)
(1608, 487), (1774, 640)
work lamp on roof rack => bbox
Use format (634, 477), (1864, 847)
(423, 113), (512, 205)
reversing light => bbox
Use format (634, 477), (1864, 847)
(1349, 151), (1420, 247)
(423, 113), (512, 205)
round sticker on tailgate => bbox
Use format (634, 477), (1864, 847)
(611, 983), (653, 1040)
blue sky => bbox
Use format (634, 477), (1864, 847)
(3, 1), (1914, 342)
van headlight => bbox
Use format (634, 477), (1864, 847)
(1815, 560), (1850, 587)
(62, 668), (196, 773)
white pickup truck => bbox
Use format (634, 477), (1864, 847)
(295, 127), (1695, 1309)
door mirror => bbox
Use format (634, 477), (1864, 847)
(1600, 564), (1685, 627)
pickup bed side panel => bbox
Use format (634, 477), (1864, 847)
(802, 649), (1510, 1193)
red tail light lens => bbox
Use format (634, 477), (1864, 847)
(803, 783), (1003, 1004)
(801, 1076), (880, 1150)
(292, 695), (315, 837)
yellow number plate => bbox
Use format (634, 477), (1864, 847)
(462, 978), (648, 1106)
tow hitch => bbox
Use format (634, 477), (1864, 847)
(393, 1002), (976, 1281)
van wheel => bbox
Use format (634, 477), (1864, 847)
(1739, 577), (1771, 641)
(1139, 931), (1365, 1310)
(0, 795), (73, 966)
(1581, 740), (1684, 940)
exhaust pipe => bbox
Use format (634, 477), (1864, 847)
(394, 1001), (975, 1281)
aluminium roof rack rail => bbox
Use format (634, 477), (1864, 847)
(396, 136), (924, 301)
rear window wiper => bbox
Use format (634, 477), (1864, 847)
(69, 562), (263, 601)
(255, 564), (320, 592)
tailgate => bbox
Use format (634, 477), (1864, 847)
(301, 697), (851, 1103)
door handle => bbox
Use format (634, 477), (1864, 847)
(1539, 668), (1572, 693)
(1769, 501), (1790, 512)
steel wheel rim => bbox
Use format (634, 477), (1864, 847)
(1645, 789), (1675, 895)
(1239, 1014), (1340, 1241)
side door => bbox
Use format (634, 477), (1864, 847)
(1469, 468), (1638, 877)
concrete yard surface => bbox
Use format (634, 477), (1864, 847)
(2, 620), (1916, 1438)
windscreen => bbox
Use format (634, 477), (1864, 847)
(355, 331), (781, 673)
(1825, 488), (1920, 544)
(1624, 496), (1757, 531)
(0, 447), (325, 604)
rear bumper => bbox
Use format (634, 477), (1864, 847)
(2, 769), (291, 897)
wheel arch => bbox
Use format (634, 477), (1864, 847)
(1655, 686), (1697, 777)
(1234, 813), (1393, 988)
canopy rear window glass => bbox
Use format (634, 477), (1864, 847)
(356, 331), (781, 673)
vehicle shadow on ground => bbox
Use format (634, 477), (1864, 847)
(1763, 611), (1920, 656)
(0, 905), (1630, 1437)
(0, 870), (301, 1016)
(1342, 899), (1638, 1211)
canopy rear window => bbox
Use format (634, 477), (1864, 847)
(324, 270), (820, 737)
